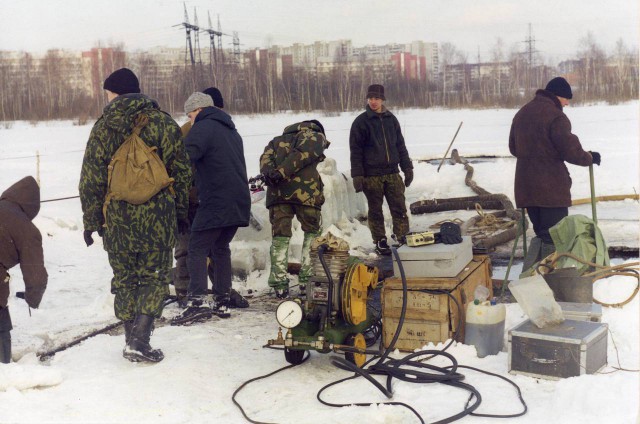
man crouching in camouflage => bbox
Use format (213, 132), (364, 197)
(260, 120), (330, 298)
(79, 68), (191, 363)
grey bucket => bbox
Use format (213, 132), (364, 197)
(542, 267), (593, 303)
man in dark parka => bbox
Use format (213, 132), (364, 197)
(509, 76), (601, 267)
(0, 176), (48, 364)
(175, 92), (250, 320)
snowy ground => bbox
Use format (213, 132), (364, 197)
(0, 102), (638, 423)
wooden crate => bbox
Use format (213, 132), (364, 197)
(382, 255), (492, 351)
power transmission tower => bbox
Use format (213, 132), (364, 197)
(521, 23), (539, 89)
(193, 8), (203, 67)
(523, 23), (538, 66)
(175, 2), (197, 68)
(232, 31), (242, 65)
(204, 11), (223, 80)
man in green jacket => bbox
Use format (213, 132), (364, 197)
(260, 120), (330, 298)
(79, 68), (191, 363)
(350, 84), (413, 255)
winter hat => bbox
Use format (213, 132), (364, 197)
(545, 77), (573, 99)
(202, 87), (224, 108)
(184, 92), (214, 114)
(103, 68), (140, 95)
(366, 84), (386, 100)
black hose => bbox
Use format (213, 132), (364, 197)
(316, 246), (527, 423)
(317, 244), (334, 331)
(231, 350), (311, 424)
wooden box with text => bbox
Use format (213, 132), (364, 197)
(382, 255), (492, 351)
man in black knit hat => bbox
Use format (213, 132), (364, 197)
(80, 67), (191, 363)
(509, 76), (601, 272)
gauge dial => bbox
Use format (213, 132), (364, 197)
(276, 300), (304, 329)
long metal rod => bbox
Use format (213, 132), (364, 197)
(589, 164), (598, 224)
(437, 121), (463, 173)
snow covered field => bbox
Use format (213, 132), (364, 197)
(0, 101), (638, 423)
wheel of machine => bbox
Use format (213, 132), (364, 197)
(341, 263), (378, 325)
(344, 333), (367, 368)
(284, 347), (305, 365)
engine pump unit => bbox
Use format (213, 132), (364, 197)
(268, 244), (379, 367)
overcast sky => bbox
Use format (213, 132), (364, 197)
(1, 0), (638, 62)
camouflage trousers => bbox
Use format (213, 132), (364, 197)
(108, 250), (172, 321)
(269, 203), (322, 237)
(362, 173), (409, 243)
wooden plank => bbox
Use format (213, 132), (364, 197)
(383, 255), (487, 290)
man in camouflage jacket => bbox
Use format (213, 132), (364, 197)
(79, 68), (191, 363)
(260, 120), (330, 298)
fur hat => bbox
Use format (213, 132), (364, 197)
(545, 77), (573, 99)
(202, 87), (224, 108)
(103, 68), (140, 95)
(366, 84), (386, 100)
(184, 92), (214, 114)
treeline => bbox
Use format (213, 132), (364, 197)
(0, 34), (637, 121)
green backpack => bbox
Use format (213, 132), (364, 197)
(102, 114), (174, 226)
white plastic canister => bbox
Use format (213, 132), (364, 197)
(464, 301), (506, 358)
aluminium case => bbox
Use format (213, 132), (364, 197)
(392, 236), (473, 278)
(508, 319), (608, 380)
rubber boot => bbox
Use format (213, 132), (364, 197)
(123, 320), (134, 345)
(540, 241), (556, 261)
(0, 331), (11, 364)
(268, 236), (290, 296)
(520, 236), (543, 278)
(299, 231), (320, 296)
(123, 314), (164, 363)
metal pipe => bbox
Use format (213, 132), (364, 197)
(589, 165), (598, 224)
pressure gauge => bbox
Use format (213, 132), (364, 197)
(275, 300), (304, 329)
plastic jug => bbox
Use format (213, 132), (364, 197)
(464, 301), (506, 358)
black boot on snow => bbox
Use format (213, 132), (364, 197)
(123, 314), (164, 363)
(228, 289), (249, 309)
(212, 294), (231, 318)
(170, 297), (213, 326)
(123, 320), (134, 345)
(274, 287), (289, 299)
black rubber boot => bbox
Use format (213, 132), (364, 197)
(123, 314), (164, 363)
(123, 320), (134, 345)
(0, 331), (11, 364)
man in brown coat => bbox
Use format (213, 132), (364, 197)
(509, 77), (600, 268)
(0, 176), (48, 363)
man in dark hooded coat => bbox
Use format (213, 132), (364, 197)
(0, 176), (48, 364)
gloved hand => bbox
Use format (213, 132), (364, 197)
(352, 176), (364, 193)
(18, 289), (44, 309)
(264, 169), (284, 187)
(590, 151), (601, 166)
(177, 218), (190, 235)
(403, 169), (414, 188)
(439, 222), (463, 244)
(83, 230), (95, 247)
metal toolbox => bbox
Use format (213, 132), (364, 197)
(558, 302), (603, 322)
(508, 319), (608, 380)
(392, 236), (473, 278)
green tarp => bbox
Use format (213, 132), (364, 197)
(549, 214), (610, 274)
